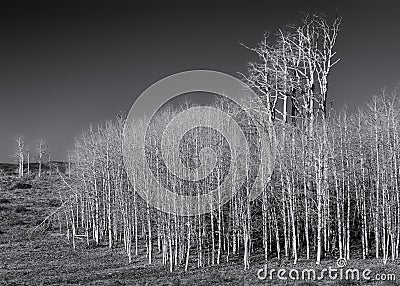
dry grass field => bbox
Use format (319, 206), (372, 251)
(0, 172), (400, 285)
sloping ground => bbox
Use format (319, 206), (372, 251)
(0, 164), (17, 176)
(0, 176), (399, 285)
(0, 162), (67, 177)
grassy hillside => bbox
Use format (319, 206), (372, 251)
(0, 162), (67, 177)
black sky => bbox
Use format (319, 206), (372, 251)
(1, 0), (399, 162)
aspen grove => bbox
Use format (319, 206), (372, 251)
(59, 14), (400, 271)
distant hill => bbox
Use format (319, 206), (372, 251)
(0, 162), (67, 176)
(0, 163), (18, 175)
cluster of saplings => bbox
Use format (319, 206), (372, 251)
(59, 14), (400, 272)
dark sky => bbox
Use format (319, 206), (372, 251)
(1, 0), (399, 162)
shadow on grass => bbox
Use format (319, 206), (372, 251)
(14, 205), (30, 213)
(0, 198), (11, 204)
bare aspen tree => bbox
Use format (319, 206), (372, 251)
(14, 136), (26, 178)
(48, 152), (52, 176)
(26, 145), (30, 176)
(36, 139), (47, 178)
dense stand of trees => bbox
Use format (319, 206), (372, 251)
(62, 91), (400, 270)
(58, 14), (400, 271)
